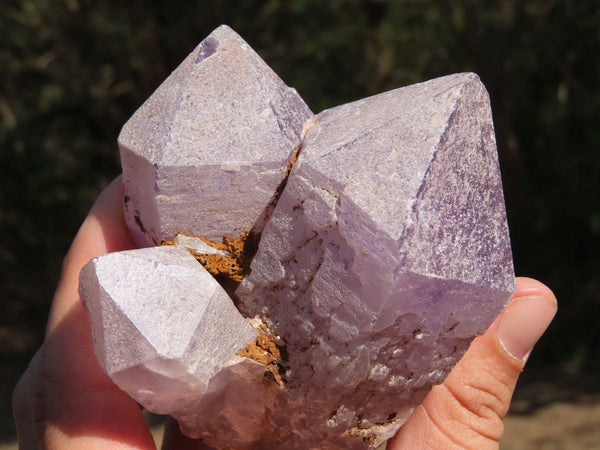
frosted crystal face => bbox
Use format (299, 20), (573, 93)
(79, 25), (515, 450)
(236, 73), (514, 447)
(79, 246), (260, 421)
(118, 25), (313, 247)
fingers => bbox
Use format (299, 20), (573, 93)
(496, 279), (557, 362)
(15, 186), (558, 450)
(388, 277), (557, 449)
(47, 176), (136, 334)
(13, 178), (155, 449)
(162, 418), (216, 450)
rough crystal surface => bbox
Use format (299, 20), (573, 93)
(119, 25), (313, 247)
(79, 245), (266, 446)
(79, 25), (515, 450)
(236, 73), (514, 447)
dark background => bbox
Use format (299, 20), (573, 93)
(2, 0), (599, 443)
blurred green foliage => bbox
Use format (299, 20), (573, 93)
(1, 0), (599, 375)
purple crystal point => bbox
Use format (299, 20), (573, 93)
(237, 73), (514, 447)
(118, 25), (313, 247)
(79, 245), (265, 444)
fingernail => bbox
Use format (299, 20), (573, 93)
(497, 295), (557, 361)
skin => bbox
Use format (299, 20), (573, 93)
(13, 178), (557, 449)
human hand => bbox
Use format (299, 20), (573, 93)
(13, 177), (557, 449)
(388, 278), (557, 449)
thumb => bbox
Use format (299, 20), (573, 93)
(388, 277), (557, 449)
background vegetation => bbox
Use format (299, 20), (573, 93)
(1, 0), (599, 442)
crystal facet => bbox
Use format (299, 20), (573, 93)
(79, 25), (514, 450)
(119, 25), (313, 247)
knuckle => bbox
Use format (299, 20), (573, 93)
(443, 378), (508, 442)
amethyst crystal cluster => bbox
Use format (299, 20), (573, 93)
(79, 25), (514, 449)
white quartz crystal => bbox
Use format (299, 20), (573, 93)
(174, 233), (231, 256)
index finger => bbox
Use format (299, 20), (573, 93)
(24, 177), (155, 449)
(47, 176), (136, 334)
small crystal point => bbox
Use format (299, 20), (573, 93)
(119, 25), (313, 247)
(78, 245), (265, 438)
(174, 233), (231, 256)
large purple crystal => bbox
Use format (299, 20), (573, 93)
(79, 25), (514, 449)
(236, 73), (514, 447)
